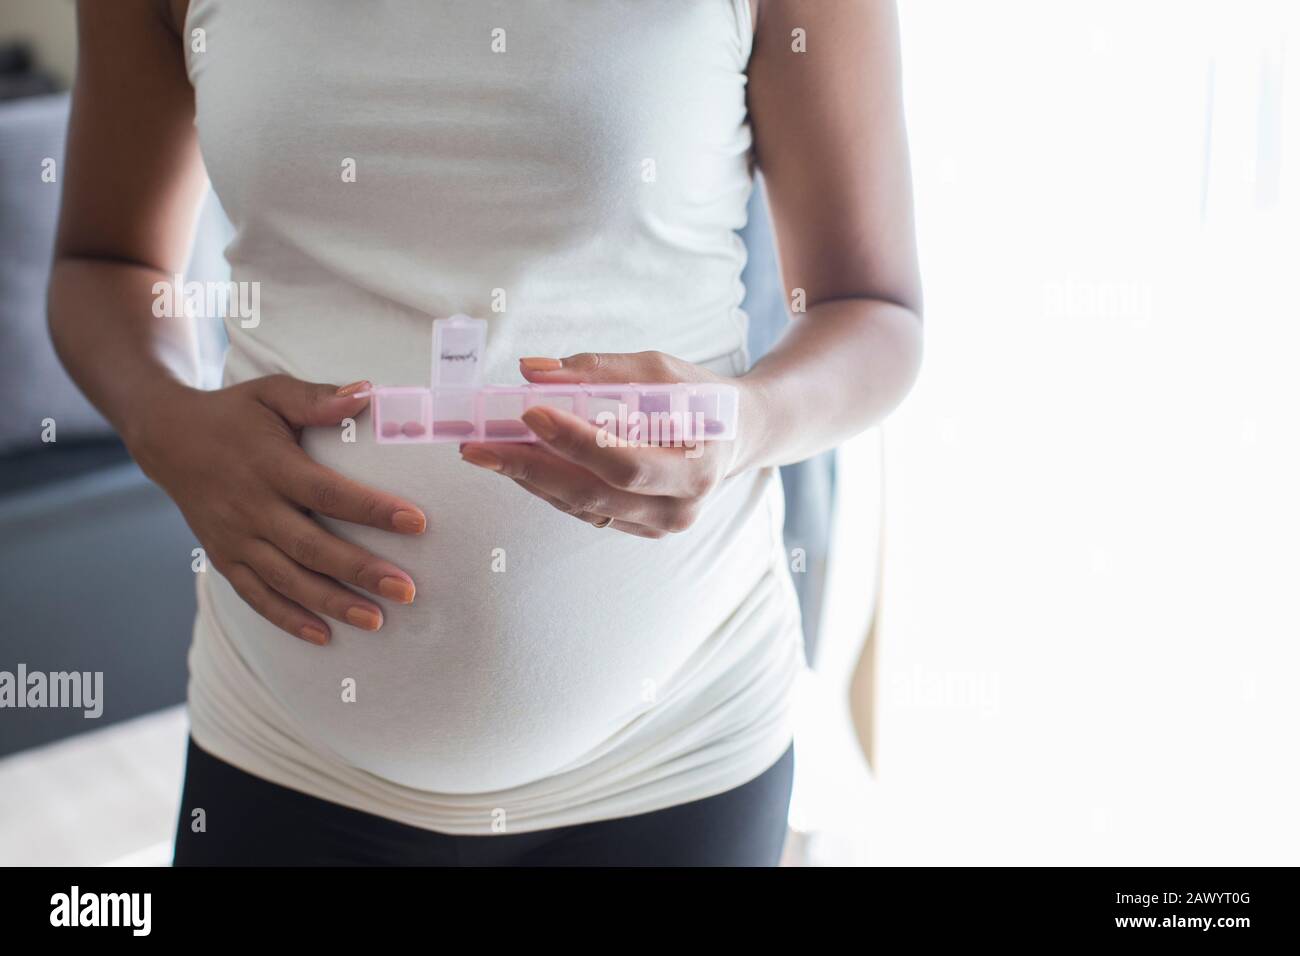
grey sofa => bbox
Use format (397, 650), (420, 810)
(0, 92), (226, 757)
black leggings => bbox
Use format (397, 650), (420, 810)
(173, 739), (794, 866)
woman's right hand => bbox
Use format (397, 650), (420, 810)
(127, 375), (426, 646)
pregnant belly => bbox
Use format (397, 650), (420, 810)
(201, 425), (781, 793)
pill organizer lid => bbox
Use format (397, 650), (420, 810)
(431, 314), (487, 388)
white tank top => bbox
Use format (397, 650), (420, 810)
(183, 0), (804, 833)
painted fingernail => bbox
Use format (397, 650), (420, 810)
(336, 380), (371, 397)
(522, 408), (559, 441)
(461, 446), (503, 471)
(520, 357), (563, 372)
(346, 606), (383, 631)
(378, 576), (415, 604)
(392, 509), (426, 534)
(299, 624), (329, 645)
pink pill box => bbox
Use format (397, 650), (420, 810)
(363, 315), (739, 445)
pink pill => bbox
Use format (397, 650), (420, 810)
(401, 420), (427, 437)
(485, 419), (529, 439)
(432, 420), (476, 437)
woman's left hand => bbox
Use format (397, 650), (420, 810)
(458, 351), (758, 538)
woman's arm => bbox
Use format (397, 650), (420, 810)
(49, 0), (209, 443)
(459, 0), (921, 535)
(739, 0), (922, 471)
(49, 0), (426, 644)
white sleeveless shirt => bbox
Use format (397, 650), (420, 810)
(183, 0), (804, 833)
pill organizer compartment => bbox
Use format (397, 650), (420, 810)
(431, 389), (478, 439)
(524, 385), (582, 417)
(428, 313), (484, 439)
(480, 387), (530, 440)
(687, 384), (738, 440)
(633, 385), (682, 443)
(582, 385), (638, 439)
(373, 387), (430, 442)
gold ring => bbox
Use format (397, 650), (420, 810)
(592, 515), (613, 528)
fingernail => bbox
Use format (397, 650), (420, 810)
(460, 446), (503, 471)
(522, 408), (559, 441)
(336, 380), (371, 397)
(346, 606), (383, 631)
(378, 576), (415, 604)
(299, 624), (329, 645)
(392, 509), (426, 534)
(520, 357), (563, 372)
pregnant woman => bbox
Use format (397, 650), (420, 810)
(50, 0), (921, 866)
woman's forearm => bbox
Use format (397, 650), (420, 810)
(49, 0), (208, 451)
(48, 256), (200, 448)
(739, 0), (921, 474)
(737, 296), (923, 472)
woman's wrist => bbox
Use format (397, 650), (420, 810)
(119, 375), (200, 474)
(727, 372), (778, 477)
